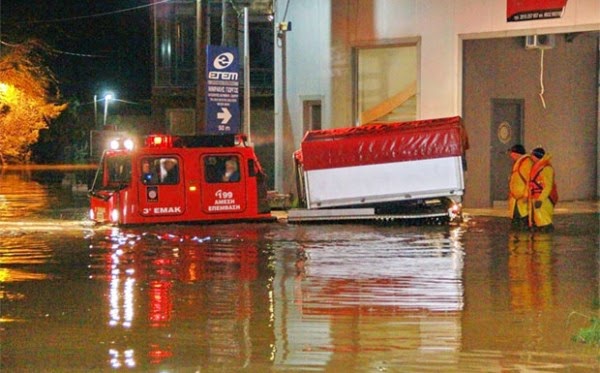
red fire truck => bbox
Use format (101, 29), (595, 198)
(89, 134), (273, 225)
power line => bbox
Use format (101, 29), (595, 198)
(78, 98), (150, 106)
(19, 0), (170, 24)
(114, 98), (149, 106)
(48, 47), (107, 58)
(0, 39), (107, 58)
(282, 0), (291, 21)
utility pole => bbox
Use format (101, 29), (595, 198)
(195, 0), (207, 134)
(221, 0), (237, 47)
(243, 6), (251, 143)
(93, 95), (98, 127)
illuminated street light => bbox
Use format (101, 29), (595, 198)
(103, 92), (114, 127)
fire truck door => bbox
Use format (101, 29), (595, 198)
(137, 156), (186, 217)
(200, 154), (247, 214)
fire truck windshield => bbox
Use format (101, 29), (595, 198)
(91, 154), (132, 192)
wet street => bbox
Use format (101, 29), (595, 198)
(1, 168), (599, 372)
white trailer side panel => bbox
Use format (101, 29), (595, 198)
(304, 156), (464, 209)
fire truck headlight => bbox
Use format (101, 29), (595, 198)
(89, 209), (95, 221)
(123, 138), (134, 150)
(110, 139), (120, 150)
(110, 209), (119, 223)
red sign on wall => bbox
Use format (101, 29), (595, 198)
(507, 0), (568, 22)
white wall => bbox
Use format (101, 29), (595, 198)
(274, 0), (331, 192)
(275, 0), (600, 195)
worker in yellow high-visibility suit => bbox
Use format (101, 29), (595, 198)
(508, 144), (533, 229)
(529, 147), (556, 232)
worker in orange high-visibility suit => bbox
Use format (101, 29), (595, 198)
(529, 147), (557, 232)
(508, 144), (533, 228)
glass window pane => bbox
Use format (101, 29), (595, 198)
(107, 155), (131, 186)
(204, 155), (240, 184)
(357, 45), (417, 123)
(141, 157), (180, 185)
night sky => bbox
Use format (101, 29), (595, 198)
(1, 1), (152, 101)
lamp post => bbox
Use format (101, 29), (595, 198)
(103, 93), (113, 127)
(93, 95), (98, 127)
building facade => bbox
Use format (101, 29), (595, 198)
(274, 0), (600, 206)
(151, 0), (274, 134)
(151, 0), (199, 135)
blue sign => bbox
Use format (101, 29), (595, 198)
(206, 45), (240, 134)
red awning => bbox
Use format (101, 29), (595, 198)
(299, 116), (469, 171)
(507, 0), (568, 22)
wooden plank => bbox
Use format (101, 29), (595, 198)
(359, 81), (417, 125)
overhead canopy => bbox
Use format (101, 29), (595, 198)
(299, 116), (469, 171)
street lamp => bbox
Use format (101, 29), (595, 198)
(103, 92), (114, 127)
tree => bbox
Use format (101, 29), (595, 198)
(0, 40), (67, 164)
(31, 99), (94, 164)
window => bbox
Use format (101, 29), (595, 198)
(204, 155), (240, 183)
(154, 1), (196, 87)
(355, 44), (418, 124)
(106, 155), (131, 186)
(303, 100), (322, 133)
(141, 157), (180, 185)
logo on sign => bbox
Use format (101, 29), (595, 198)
(213, 52), (234, 70)
(147, 186), (158, 202)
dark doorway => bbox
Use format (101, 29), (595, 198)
(490, 99), (524, 203)
(303, 100), (322, 133)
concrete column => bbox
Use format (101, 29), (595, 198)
(273, 23), (285, 192)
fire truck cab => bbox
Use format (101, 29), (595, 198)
(89, 134), (272, 225)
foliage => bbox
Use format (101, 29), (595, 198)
(31, 99), (94, 164)
(573, 317), (600, 346)
(570, 307), (600, 347)
(0, 40), (67, 164)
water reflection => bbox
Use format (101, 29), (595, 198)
(0, 171), (51, 220)
(88, 225), (468, 371)
(508, 233), (554, 311)
(87, 226), (274, 371)
(0, 168), (89, 221)
(0, 233), (53, 295)
(462, 218), (599, 370)
(272, 225), (465, 371)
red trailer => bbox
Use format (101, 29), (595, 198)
(290, 116), (469, 222)
(89, 134), (273, 225)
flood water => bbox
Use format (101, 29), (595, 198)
(1, 168), (599, 372)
